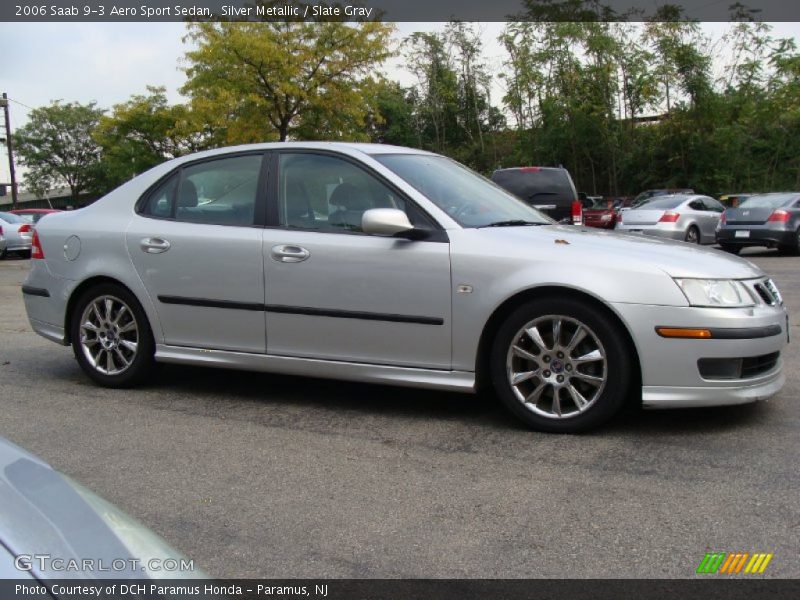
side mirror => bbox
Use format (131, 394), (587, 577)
(362, 208), (415, 237)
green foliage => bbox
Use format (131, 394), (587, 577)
(181, 16), (395, 142)
(12, 101), (105, 200)
(92, 86), (211, 191)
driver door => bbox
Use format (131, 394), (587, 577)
(262, 151), (452, 369)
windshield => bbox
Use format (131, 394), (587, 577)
(373, 154), (553, 228)
(0, 212), (27, 224)
(738, 194), (797, 209)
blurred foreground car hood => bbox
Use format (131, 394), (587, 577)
(0, 437), (202, 580)
(471, 225), (763, 280)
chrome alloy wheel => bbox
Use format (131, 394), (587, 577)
(506, 315), (607, 419)
(79, 295), (139, 376)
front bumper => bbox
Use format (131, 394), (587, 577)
(611, 300), (788, 408)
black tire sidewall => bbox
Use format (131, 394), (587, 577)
(489, 297), (632, 433)
(70, 283), (155, 387)
(686, 226), (700, 243)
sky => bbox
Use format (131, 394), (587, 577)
(1, 21), (800, 184)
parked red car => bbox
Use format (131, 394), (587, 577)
(10, 208), (63, 223)
(583, 198), (618, 229)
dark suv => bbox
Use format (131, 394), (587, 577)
(491, 167), (578, 222)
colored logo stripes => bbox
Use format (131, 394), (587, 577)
(696, 552), (773, 574)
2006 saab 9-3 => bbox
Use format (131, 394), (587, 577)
(22, 143), (788, 432)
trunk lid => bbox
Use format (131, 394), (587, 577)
(621, 209), (669, 226)
(724, 207), (774, 225)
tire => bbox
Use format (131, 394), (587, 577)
(685, 226), (700, 244)
(70, 283), (155, 387)
(0, 248), (6, 260)
(719, 244), (741, 255)
(489, 297), (632, 433)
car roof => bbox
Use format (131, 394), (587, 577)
(170, 141), (436, 161)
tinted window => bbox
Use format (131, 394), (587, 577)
(634, 196), (685, 210)
(142, 174), (178, 218)
(491, 168), (575, 203)
(739, 194), (798, 209)
(278, 153), (420, 233)
(703, 198), (725, 212)
(176, 155), (262, 226)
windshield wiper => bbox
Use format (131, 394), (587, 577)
(480, 220), (547, 228)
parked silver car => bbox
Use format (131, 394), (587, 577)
(0, 211), (33, 258)
(0, 435), (201, 580)
(615, 194), (725, 244)
(22, 143), (788, 432)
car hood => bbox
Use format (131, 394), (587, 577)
(0, 437), (200, 579)
(470, 225), (763, 279)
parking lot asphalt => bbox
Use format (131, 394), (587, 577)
(0, 249), (798, 579)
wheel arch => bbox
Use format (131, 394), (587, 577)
(474, 285), (642, 401)
(64, 276), (144, 345)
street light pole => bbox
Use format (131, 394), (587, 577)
(1, 92), (19, 210)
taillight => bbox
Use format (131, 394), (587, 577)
(571, 199), (583, 225)
(768, 210), (790, 222)
(659, 211), (680, 223)
(19, 224), (32, 234)
(720, 212), (727, 225)
(31, 230), (45, 259)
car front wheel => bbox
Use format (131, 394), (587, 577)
(70, 283), (155, 387)
(490, 298), (632, 433)
(685, 226), (700, 244)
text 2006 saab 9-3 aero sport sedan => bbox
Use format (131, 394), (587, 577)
(22, 143), (789, 432)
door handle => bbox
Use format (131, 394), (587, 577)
(140, 237), (171, 254)
(270, 244), (310, 263)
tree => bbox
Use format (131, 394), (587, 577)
(93, 86), (210, 191)
(13, 101), (104, 201)
(181, 15), (394, 142)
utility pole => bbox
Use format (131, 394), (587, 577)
(1, 92), (19, 210)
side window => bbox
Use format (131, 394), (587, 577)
(278, 153), (422, 233)
(175, 155), (263, 226)
(142, 174), (178, 218)
(688, 200), (705, 211)
(703, 198), (725, 213)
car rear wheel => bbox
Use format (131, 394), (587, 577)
(70, 283), (155, 387)
(719, 244), (741, 255)
(685, 226), (700, 244)
(489, 298), (632, 433)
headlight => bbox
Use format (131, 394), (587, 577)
(674, 278), (754, 308)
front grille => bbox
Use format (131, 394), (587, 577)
(698, 351), (780, 380)
(743, 278), (784, 306)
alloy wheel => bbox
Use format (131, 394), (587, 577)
(79, 295), (139, 376)
(506, 315), (607, 419)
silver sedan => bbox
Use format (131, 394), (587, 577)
(0, 211), (33, 258)
(615, 194), (725, 244)
(22, 143), (788, 433)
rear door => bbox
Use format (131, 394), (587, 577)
(126, 152), (269, 353)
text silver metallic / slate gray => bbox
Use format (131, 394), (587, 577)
(21, 142), (788, 432)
